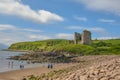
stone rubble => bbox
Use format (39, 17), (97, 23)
(47, 56), (120, 80)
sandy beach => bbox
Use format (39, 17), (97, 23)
(1, 55), (120, 80)
(0, 63), (77, 80)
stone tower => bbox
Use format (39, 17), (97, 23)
(81, 30), (92, 45)
(74, 32), (81, 44)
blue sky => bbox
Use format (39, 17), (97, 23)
(0, 0), (120, 45)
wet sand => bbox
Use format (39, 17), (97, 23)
(1, 55), (120, 80)
(0, 63), (77, 80)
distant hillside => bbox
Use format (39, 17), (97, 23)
(0, 43), (8, 50)
(8, 39), (120, 55)
(93, 39), (120, 45)
(8, 39), (94, 55)
(8, 39), (73, 51)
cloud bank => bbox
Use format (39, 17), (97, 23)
(56, 33), (73, 39)
(0, 24), (43, 32)
(74, 16), (87, 21)
(0, 24), (73, 45)
(67, 26), (106, 33)
(0, 24), (44, 45)
(0, 0), (64, 23)
(98, 19), (115, 23)
(78, 0), (120, 16)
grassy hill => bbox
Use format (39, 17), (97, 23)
(8, 39), (73, 51)
(93, 39), (120, 45)
(92, 39), (120, 55)
(8, 39), (120, 55)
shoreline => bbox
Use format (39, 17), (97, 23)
(4, 49), (29, 52)
(1, 55), (120, 80)
(0, 63), (77, 80)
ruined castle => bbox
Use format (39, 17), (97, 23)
(74, 30), (92, 45)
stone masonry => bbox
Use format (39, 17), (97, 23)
(74, 32), (81, 44)
(74, 30), (92, 45)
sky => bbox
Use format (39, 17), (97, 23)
(0, 0), (120, 46)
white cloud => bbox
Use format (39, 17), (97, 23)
(0, 24), (45, 45)
(0, 31), (29, 45)
(0, 31), (50, 46)
(74, 16), (87, 21)
(77, 0), (120, 16)
(0, 24), (43, 32)
(67, 26), (119, 40)
(1, 32), (53, 46)
(29, 35), (51, 40)
(0, 24), (16, 30)
(0, 0), (64, 23)
(56, 33), (73, 39)
(22, 29), (43, 32)
(0, 24), (74, 45)
(67, 26), (118, 41)
(67, 26), (84, 30)
(18, 0), (22, 2)
(97, 36), (119, 40)
(89, 27), (106, 33)
(67, 26), (106, 33)
(98, 19), (115, 23)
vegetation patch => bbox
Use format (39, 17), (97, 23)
(8, 39), (120, 63)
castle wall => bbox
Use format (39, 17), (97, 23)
(74, 30), (92, 45)
(74, 32), (81, 44)
(81, 30), (92, 44)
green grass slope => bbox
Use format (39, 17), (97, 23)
(93, 39), (120, 45)
(8, 39), (74, 51)
(8, 39), (120, 55)
(92, 39), (120, 55)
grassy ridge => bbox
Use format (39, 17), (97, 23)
(94, 39), (120, 45)
(8, 39), (120, 55)
(92, 39), (120, 55)
(8, 39), (73, 51)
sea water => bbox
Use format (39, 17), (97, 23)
(0, 51), (47, 72)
